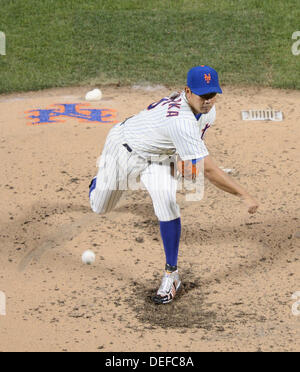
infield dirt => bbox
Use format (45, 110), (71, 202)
(0, 85), (299, 352)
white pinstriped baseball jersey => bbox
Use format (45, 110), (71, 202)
(121, 91), (216, 161)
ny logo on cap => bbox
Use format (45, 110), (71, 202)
(204, 73), (211, 84)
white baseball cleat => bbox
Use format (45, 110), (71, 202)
(153, 270), (181, 304)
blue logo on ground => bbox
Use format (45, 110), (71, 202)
(26, 103), (118, 126)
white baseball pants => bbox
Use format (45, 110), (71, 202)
(89, 123), (180, 222)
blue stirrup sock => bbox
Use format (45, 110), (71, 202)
(159, 217), (181, 271)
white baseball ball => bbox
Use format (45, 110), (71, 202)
(82, 250), (96, 265)
(85, 88), (102, 101)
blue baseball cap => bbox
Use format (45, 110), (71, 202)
(187, 65), (222, 96)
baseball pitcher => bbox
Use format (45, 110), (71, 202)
(89, 66), (259, 304)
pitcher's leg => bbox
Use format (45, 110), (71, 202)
(140, 160), (180, 222)
(89, 155), (124, 214)
(140, 160), (181, 263)
(89, 177), (124, 214)
(140, 159), (182, 304)
(89, 132), (127, 214)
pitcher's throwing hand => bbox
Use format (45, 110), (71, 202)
(242, 195), (259, 214)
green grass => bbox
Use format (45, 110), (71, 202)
(0, 0), (299, 93)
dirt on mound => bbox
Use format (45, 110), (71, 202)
(0, 85), (299, 352)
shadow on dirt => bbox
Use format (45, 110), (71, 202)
(0, 202), (95, 271)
